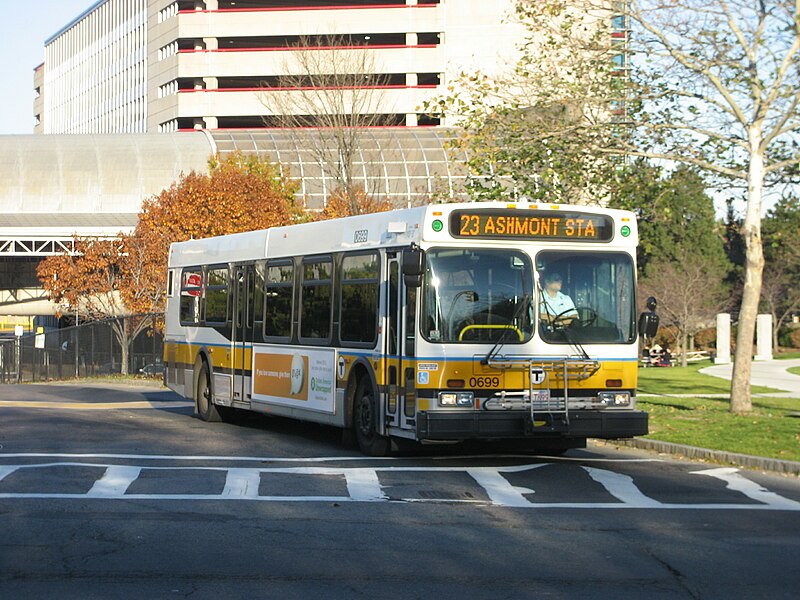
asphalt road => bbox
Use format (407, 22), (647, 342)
(1, 382), (799, 599)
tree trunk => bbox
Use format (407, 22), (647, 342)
(771, 308), (779, 352)
(681, 330), (689, 368)
(112, 318), (131, 376)
(730, 138), (766, 414)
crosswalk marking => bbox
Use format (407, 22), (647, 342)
(0, 457), (797, 510)
(467, 467), (542, 507)
(584, 467), (663, 508)
(222, 468), (261, 498)
(693, 467), (800, 510)
(343, 468), (387, 502)
(88, 466), (142, 497)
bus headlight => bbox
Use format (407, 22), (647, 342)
(439, 391), (474, 407)
(597, 391), (631, 407)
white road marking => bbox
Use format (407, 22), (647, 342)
(222, 468), (262, 498)
(467, 466), (543, 507)
(88, 466), (142, 497)
(692, 467), (800, 510)
(583, 466), (663, 508)
(343, 468), (387, 502)
(0, 465), (19, 482)
(0, 452), (661, 463)
(0, 401), (193, 410)
(0, 458), (797, 510)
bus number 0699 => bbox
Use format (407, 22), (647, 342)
(469, 376), (500, 388)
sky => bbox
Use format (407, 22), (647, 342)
(0, 0), (97, 134)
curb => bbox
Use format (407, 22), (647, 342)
(598, 438), (800, 476)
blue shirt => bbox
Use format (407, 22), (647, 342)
(539, 291), (576, 318)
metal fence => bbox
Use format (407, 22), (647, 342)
(0, 314), (164, 384)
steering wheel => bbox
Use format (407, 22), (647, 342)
(549, 306), (597, 329)
(571, 306), (597, 328)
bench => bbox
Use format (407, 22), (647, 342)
(679, 350), (710, 363)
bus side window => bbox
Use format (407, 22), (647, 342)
(264, 260), (294, 341)
(252, 263), (265, 340)
(179, 269), (202, 324)
(204, 266), (229, 325)
(340, 252), (379, 346)
(300, 257), (333, 342)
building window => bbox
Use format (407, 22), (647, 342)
(158, 42), (179, 60)
(158, 3), (179, 23)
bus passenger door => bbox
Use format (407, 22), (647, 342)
(385, 254), (417, 432)
(385, 257), (401, 428)
(233, 265), (253, 403)
(401, 275), (417, 431)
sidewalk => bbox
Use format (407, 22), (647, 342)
(700, 358), (800, 398)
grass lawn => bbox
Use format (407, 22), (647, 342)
(637, 362), (800, 463)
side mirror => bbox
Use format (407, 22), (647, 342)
(638, 310), (659, 339)
(402, 247), (425, 288)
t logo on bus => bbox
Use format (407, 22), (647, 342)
(530, 367), (546, 385)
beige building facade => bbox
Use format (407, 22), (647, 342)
(37, 0), (526, 134)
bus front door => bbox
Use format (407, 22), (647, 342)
(233, 265), (254, 404)
(385, 255), (416, 433)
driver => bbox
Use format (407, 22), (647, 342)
(539, 272), (577, 326)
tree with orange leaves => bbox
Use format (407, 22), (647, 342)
(317, 186), (393, 221)
(121, 152), (304, 315)
(38, 152), (303, 374)
(36, 237), (147, 374)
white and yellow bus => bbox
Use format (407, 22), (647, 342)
(164, 201), (658, 455)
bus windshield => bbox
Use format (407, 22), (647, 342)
(537, 251), (636, 344)
(422, 248), (534, 343)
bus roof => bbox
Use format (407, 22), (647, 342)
(167, 202), (637, 268)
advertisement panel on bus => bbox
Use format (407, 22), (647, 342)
(251, 346), (336, 414)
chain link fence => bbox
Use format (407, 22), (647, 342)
(0, 314), (164, 384)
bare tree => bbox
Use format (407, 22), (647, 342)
(761, 263), (800, 349)
(259, 34), (395, 214)
(640, 250), (730, 367)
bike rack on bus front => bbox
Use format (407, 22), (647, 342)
(481, 357), (601, 432)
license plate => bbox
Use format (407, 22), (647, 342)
(530, 390), (550, 427)
(530, 389), (550, 413)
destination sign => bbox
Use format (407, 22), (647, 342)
(449, 209), (614, 241)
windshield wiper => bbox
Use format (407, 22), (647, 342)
(481, 294), (530, 365)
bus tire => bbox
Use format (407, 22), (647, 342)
(196, 361), (221, 422)
(353, 378), (389, 457)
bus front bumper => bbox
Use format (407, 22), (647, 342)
(416, 410), (648, 441)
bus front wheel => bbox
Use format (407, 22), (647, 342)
(196, 362), (221, 422)
(354, 379), (389, 457)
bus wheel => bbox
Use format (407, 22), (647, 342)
(196, 362), (221, 422)
(354, 379), (389, 456)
